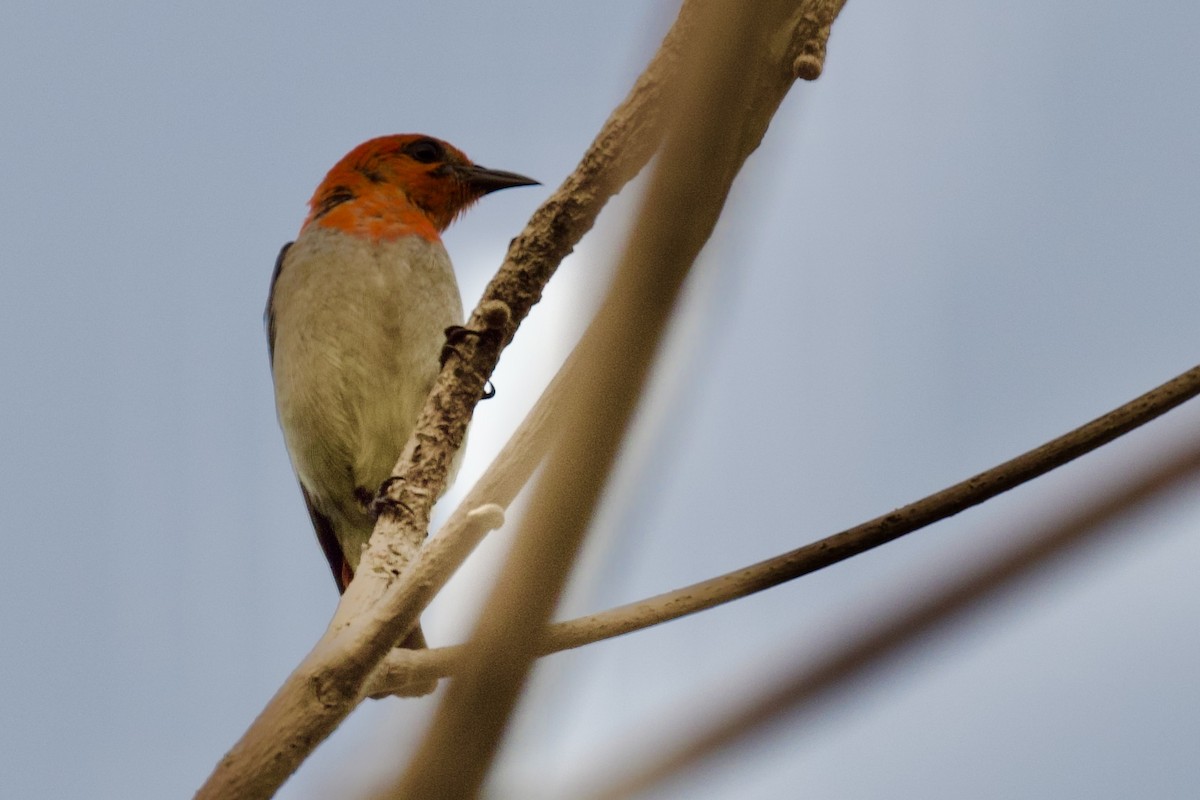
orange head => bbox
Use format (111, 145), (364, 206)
(302, 134), (539, 242)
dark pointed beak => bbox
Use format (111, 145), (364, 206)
(457, 164), (540, 195)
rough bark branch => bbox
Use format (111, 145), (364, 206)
(343, 1), (695, 610)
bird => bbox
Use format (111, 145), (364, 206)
(266, 134), (538, 649)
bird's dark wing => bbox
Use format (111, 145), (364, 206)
(267, 241), (347, 595)
(300, 483), (426, 647)
(267, 243), (345, 583)
(299, 483), (351, 594)
(265, 241), (293, 365)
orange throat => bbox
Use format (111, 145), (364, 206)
(303, 185), (442, 243)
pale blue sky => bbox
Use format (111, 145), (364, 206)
(2, 2), (1197, 798)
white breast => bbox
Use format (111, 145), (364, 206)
(270, 227), (464, 563)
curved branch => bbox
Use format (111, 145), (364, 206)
(581, 433), (1200, 800)
(366, 362), (1200, 695)
(541, 362), (1200, 651)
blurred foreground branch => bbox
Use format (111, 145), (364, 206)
(390, 1), (848, 797)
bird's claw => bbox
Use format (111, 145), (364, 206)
(439, 324), (474, 367)
(369, 476), (413, 518)
(440, 325), (498, 400)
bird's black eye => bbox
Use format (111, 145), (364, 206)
(405, 138), (444, 164)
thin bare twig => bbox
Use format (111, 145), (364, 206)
(366, 362), (1200, 695)
(581, 432), (1200, 800)
(541, 363), (1200, 650)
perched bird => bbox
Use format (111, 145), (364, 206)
(266, 134), (537, 648)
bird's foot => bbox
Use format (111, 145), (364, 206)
(439, 324), (476, 366)
(440, 325), (497, 399)
(369, 476), (413, 519)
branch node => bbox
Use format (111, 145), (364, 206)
(369, 650), (438, 700)
(466, 502), (507, 531)
(790, 7), (839, 81)
(478, 299), (513, 334)
(792, 53), (824, 81)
